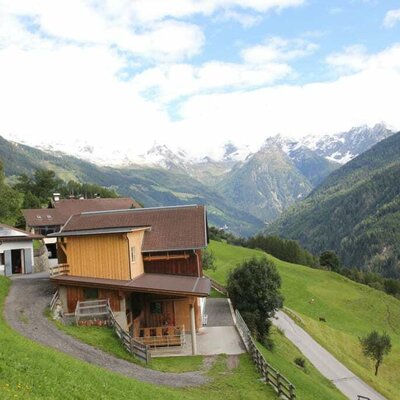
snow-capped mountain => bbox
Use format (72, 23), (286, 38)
(301, 123), (394, 164)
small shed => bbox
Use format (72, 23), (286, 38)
(0, 224), (42, 276)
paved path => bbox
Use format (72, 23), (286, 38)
(4, 273), (207, 387)
(204, 298), (234, 327)
(273, 311), (387, 400)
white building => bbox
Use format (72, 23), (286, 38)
(0, 224), (42, 276)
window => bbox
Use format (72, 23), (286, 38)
(130, 246), (136, 263)
(150, 302), (163, 314)
(83, 288), (98, 300)
(0, 253), (4, 266)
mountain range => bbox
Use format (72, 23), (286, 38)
(269, 131), (400, 278)
(0, 123), (395, 236)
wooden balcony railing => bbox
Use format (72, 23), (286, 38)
(134, 325), (185, 348)
(50, 263), (70, 277)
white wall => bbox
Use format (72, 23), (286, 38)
(0, 240), (34, 275)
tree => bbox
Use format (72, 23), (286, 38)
(202, 249), (216, 271)
(0, 160), (22, 225)
(227, 257), (283, 347)
(359, 331), (392, 376)
(320, 250), (341, 272)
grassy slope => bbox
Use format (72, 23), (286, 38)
(207, 240), (400, 399)
(53, 301), (344, 399)
(0, 275), (276, 400)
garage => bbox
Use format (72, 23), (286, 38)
(0, 224), (42, 276)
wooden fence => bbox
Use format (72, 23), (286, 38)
(209, 277), (229, 295)
(75, 299), (109, 325)
(235, 309), (296, 400)
(107, 303), (151, 363)
(49, 263), (70, 277)
(49, 289), (60, 311)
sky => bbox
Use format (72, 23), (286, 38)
(1, 0), (400, 159)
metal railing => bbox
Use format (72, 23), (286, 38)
(235, 309), (296, 400)
(49, 263), (70, 277)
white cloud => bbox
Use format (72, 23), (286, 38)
(383, 9), (400, 29)
(215, 10), (263, 28)
(1, 1), (204, 62)
(132, 36), (316, 102)
(241, 36), (318, 64)
(114, 0), (306, 23)
(325, 45), (369, 73)
(326, 44), (400, 73)
(0, 44), (170, 153)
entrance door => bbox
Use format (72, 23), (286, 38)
(11, 249), (23, 274)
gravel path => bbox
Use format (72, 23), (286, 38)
(4, 273), (207, 388)
(273, 311), (387, 400)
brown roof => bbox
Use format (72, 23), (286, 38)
(0, 223), (43, 241)
(51, 273), (211, 297)
(59, 205), (208, 252)
(23, 197), (140, 228)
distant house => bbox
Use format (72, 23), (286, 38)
(22, 197), (141, 257)
(0, 224), (42, 276)
(50, 205), (211, 352)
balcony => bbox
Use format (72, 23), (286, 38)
(49, 263), (70, 277)
(133, 325), (186, 348)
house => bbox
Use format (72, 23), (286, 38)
(0, 224), (42, 276)
(22, 197), (141, 257)
(50, 205), (211, 353)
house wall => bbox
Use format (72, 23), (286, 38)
(127, 230), (145, 279)
(174, 297), (201, 332)
(66, 234), (130, 280)
(144, 250), (203, 277)
(65, 286), (121, 313)
(0, 241), (34, 275)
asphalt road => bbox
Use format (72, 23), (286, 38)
(273, 311), (387, 400)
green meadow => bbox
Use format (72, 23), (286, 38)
(207, 240), (400, 399)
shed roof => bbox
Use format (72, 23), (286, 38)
(23, 197), (140, 228)
(0, 224), (42, 241)
(57, 205), (208, 252)
(51, 273), (211, 297)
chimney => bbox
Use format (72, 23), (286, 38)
(53, 193), (61, 202)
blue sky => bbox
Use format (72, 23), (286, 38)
(0, 0), (400, 161)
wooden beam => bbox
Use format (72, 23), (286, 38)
(143, 254), (190, 261)
(58, 241), (68, 257)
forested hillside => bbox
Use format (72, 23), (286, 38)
(0, 136), (263, 235)
(269, 132), (400, 278)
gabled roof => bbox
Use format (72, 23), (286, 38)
(23, 197), (140, 227)
(56, 205), (208, 252)
(0, 224), (42, 241)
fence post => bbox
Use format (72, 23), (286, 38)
(277, 373), (282, 397)
(289, 383), (296, 400)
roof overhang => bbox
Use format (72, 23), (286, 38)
(48, 226), (151, 238)
(51, 273), (211, 297)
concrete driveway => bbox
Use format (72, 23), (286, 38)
(273, 311), (387, 400)
(153, 298), (245, 357)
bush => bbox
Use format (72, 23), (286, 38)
(294, 357), (306, 369)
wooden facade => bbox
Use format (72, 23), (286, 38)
(128, 293), (201, 333)
(59, 229), (147, 280)
(144, 250), (202, 276)
(66, 286), (121, 312)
